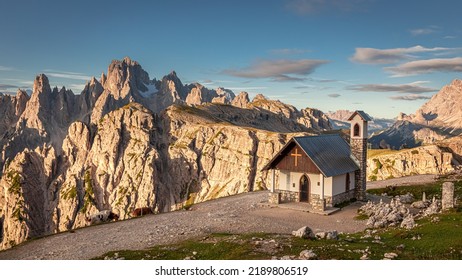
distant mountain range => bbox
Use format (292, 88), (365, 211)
(326, 110), (394, 135)
(369, 79), (462, 149)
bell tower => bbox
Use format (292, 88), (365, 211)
(348, 111), (370, 201)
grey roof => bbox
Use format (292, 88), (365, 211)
(293, 135), (359, 177)
(348, 110), (372, 121)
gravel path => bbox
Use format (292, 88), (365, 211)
(0, 174), (438, 260)
(367, 174), (437, 189)
(0, 191), (366, 260)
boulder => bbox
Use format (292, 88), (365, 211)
(299, 250), (317, 260)
(292, 226), (315, 239)
(411, 200), (429, 209)
(396, 193), (414, 204)
(400, 214), (416, 229)
(326, 230), (338, 240)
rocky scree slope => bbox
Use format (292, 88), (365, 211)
(0, 57), (331, 250)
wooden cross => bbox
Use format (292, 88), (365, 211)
(291, 148), (302, 167)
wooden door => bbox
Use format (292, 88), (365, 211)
(299, 175), (309, 202)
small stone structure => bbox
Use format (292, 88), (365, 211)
(442, 182), (455, 210)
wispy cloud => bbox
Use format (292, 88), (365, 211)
(285, 0), (369, 15)
(0, 66), (15, 71)
(385, 57), (462, 76)
(348, 82), (436, 93)
(410, 26), (438, 36)
(351, 45), (455, 64)
(444, 35), (457, 39)
(389, 94), (431, 101)
(44, 69), (92, 81)
(226, 86), (268, 91)
(0, 84), (18, 90)
(269, 48), (311, 55)
(328, 93), (341, 98)
(222, 58), (329, 82)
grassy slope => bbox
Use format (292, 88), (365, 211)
(95, 211), (461, 260)
(95, 179), (462, 260)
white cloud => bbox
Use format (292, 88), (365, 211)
(44, 69), (92, 81)
(389, 94), (431, 101)
(348, 83), (436, 93)
(46, 72), (92, 81)
(223, 58), (329, 82)
(351, 45), (454, 64)
(226, 86), (268, 91)
(285, 0), (368, 15)
(0, 84), (18, 90)
(410, 27), (438, 36)
(385, 57), (462, 76)
(0, 66), (15, 71)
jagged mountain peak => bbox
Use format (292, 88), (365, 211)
(252, 93), (268, 102)
(106, 57), (150, 97)
(100, 72), (107, 85)
(32, 74), (51, 96)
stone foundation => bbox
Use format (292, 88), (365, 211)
(331, 190), (356, 206)
(268, 192), (281, 204)
(279, 190), (299, 203)
(271, 190), (354, 211)
(310, 193), (327, 211)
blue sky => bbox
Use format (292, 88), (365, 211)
(1, 0), (462, 118)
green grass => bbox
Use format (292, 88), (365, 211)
(368, 149), (402, 158)
(94, 212), (462, 260)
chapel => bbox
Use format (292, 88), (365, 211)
(263, 110), (370, 211)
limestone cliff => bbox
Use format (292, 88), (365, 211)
(367, 146), (455, 181)
(1, 57), (331, 250)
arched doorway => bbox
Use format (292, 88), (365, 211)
(346, 173), (350, 191)
(299, 175), (310, 202)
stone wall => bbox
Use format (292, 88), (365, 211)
(279, 190), (299, 203)
(331, 189), (355, 206)
(351, 138), (367, 201)
(310, 193), (326, 211)
(268, 192), (280, 204)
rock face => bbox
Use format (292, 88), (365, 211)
(367, 145), (455, 181)
(0, 57), (333, 250)
(370, 79), (462, 149)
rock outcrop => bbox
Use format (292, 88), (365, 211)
(367, 145), (455, 181)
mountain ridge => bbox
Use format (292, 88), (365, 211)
(370, 79), (462, 149)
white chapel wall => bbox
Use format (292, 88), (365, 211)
(277, 171), (321, 194)
(332, 174), (346, 196)
(331, 172), (355, 196)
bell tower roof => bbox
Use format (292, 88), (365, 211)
(348, 110), (371, 122)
